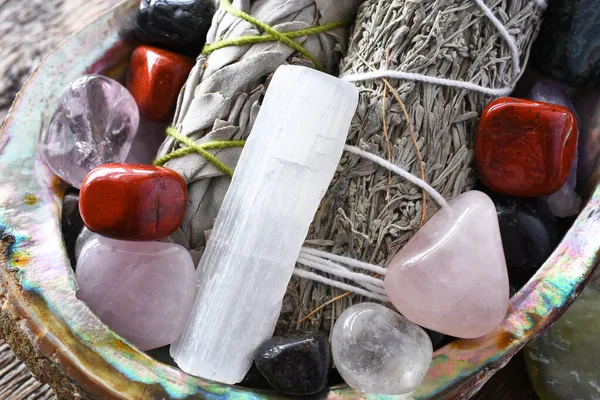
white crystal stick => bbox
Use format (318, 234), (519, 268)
(170, 65), (359, 383)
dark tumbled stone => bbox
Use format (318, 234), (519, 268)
(488, 192), (560, 291)
(255, 332), (330, 395)
(327, 367), (345, 386)
(61, 191), (84, 267)
(425, 329), (454, 350)
(145, 345), (177, 367)
(531, 0), (600, 87)
(136, 0), (215, 55)
(239, 364), (273, 390)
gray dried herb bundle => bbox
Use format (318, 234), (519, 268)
(156, 0), (365, 263)
(279, 0), (544, 334)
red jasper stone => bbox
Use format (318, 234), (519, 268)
(475, 97), (578, 197)
(79, 164), (187, 241)
(126, 45), (194, 123)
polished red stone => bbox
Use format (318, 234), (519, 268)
(475, 97), (578, 197)
(126, 45), (194, 122)
(79, 164), (187, 241)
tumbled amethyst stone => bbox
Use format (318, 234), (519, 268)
(529, 80), (575, 110)
(529, 80), (581, 217)
(125, 118), (167, 165)
(43, 75), (140, 188)
(76, 237), (196, 351)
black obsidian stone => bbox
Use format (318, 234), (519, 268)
(255, 332), (330, 395)
(531, 0), (600, 87)
(327, 367), (345, 386)
(61, 191), (84, 267)
(145, 345), (177, 367)
(239, 364), (273, 390)
(488, 192), (560, 291)
(425, 329), (454, 350)
(136, 0), (216, 55)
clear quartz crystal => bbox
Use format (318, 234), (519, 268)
(331, 303), (433, 395)
(170, 65), (359, 384)
(43, 75), (140, 188)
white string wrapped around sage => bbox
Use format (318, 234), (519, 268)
(156, 0), (365, 262)
(279, 0), (544, 333)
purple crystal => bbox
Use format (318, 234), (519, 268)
(125, 118), (168, 165)
(530, 80), (575, 110)
(76, 237), (196, 351)
(529, 80), (581, 217)
(43, 75), (140, 188)
(574, 91), (600, 192)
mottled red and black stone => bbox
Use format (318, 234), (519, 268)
(79, 164), (187, 241)
(476, 97), (578, 197)
(126, 45), (194, 123)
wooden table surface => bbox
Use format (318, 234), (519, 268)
(0, 0), (542, 399)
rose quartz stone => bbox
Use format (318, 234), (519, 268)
(384, 191), (509, 339)
(76, 237), (196, 350)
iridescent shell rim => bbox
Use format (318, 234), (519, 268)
(0, 1), (598, 399)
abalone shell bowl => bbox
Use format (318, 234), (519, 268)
(0, 1), (599, 399)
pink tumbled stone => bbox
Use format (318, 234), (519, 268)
(76, 237), (196, 350)
(384, 191), (509, 339)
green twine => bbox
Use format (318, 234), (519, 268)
(154, 127), (246, 178)
(203, 0), (346, 72)
(156, 0), (344, 174)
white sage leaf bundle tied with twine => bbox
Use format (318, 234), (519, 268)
(279, 0), (544, 334)
(156, 0), (365, 262)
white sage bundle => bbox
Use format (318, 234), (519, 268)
(156, 0), (365, 262)
(280, 0), (545, 333)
